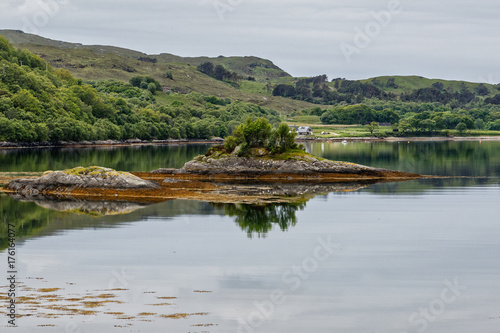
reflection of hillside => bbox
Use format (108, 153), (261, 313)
(365, 177), (495, 194)
(0, 194), (54, 251)
(0, 144), (211, 172)
(306, 141), (500, 177)
(0, 194), (220, 251)
(213, 202), (306, 238)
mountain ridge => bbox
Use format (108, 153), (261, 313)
(0, 29), (317, 112)
(0, 30), (290, 80)
(4, 30), (498, 88)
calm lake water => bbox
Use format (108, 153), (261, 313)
(1, 141), (499, 332)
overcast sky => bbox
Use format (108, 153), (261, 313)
(1, 0), (499, 83)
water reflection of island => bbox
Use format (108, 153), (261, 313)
(1, 194), (306, 247)
(8, 193), (152, 216)
(2, 181), (371, 248)
(2, 177), (489, 249)
(212, 202), (306, 238)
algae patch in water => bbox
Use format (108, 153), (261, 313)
(159, 312), (209, 319)
(0, 283), (213, 328)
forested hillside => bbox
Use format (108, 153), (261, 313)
(2, 29), (500, 143)
(0, 36), (281, 142)
(0, 30), (312, 113)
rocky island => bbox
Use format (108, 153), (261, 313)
(2, 118), (422, 205)
(147, 145), (418, 180)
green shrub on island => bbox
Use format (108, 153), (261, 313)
(223, 117), (299, 156)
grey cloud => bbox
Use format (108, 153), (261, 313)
(0, 0), (498, 82)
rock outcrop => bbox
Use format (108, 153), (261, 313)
(5, 166), (158, 197)
(174, 154), (393, 176)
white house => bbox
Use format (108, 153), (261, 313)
(297, 126), (313, 135)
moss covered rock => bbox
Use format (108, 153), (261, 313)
(6, 166), (158, 196)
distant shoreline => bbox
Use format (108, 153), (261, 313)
(0, 139), (222, 150)
(296, 136), (500, 142)
(1, 136), (499, 149)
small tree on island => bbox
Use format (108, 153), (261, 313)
(235, 117), (272, 149)
(270, 123), (297, 153)
(223, 117), (298, 156)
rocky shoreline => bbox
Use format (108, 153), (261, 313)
(0, 138), (222, 149)
(1, 136), (498, 149)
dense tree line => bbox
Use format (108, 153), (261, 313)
(397, 111), (475, 134)
(400, 86), (477, 105)
(273, 76), (396, 104)
(366, 100), (500, 132)
(197, 62), (257, 86)
(274, 76), (499, 111)
(315, 100), (500, 133)
(197, 62), (240, 83)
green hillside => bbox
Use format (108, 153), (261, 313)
(155, 54), (290, 81)
(360, 75), (497, 96)
(1, 29), (500, 142)
(0, 30), (289, 81)
(0, 30), (312, 113)
(5, 29), (498, 110)
(0, 35), (293, 142)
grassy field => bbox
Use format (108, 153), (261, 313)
(462, 130), (500, 136)
(284, 115), (389, 137)
(285, 115), (500, 138)
(238, 80), (271, 95)
(288, 123), (500, 138)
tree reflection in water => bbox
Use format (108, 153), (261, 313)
(212, 202), (306, 238)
